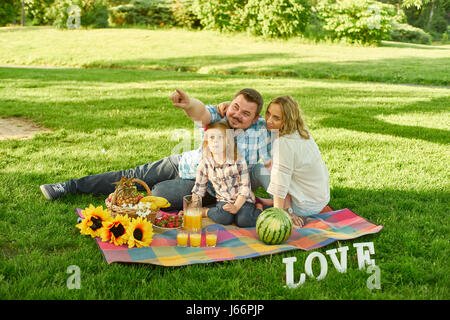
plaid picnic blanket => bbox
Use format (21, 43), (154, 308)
(75, 207), (382, 267)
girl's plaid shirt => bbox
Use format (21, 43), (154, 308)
(192, 156), (254, 204)
(178, 105), (272, 180)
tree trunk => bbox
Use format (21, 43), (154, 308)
(427, 0), (435, 31)
(21, 0), (25, 26)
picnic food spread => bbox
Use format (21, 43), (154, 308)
(77, 176), (174, 248)
(77, 176), (298, 250)
(75, 206), (384, 267)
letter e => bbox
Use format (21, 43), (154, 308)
(353, 242), (375, 270)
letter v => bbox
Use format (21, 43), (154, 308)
(326, 246), (349, 273)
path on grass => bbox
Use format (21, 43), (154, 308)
(1, 65), (449, 89)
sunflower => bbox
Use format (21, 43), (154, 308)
(101, 214), (130, 246)
(76, 204), (112, 238)
(127, 216), (153, 248)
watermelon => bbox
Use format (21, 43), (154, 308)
(256, 207), (293, 245)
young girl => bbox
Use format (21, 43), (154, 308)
(187, 120), (263, 227)
(253, 96), (330, 228)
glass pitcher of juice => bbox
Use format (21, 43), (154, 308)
(183, 195), (202, 231)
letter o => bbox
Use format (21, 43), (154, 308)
(305, 252), (328, 280)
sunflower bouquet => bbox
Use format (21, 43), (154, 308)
(76, 204), (153, 248)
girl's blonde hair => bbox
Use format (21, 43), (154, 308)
(202, 120), (239, 162)
(269, 96), (310, 139)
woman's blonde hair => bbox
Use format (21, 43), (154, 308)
(268, 96), (310, 139)
(202, 120), (239, 162)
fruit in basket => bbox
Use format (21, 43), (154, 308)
(139, 195), (171, 208)
(256, 207), (293, 245)
(112, 176), (141, 206)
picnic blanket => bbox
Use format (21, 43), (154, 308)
(75, 207), (382, 267)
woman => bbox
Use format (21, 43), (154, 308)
(254, 96), (330, 228)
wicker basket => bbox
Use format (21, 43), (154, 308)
(105, 178), (159, 223)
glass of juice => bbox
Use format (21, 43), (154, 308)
(183, 195), (202, 231)
(190, 231), (201, 247)
(205, 226), (218, 247)
(176, 229), (188, 247)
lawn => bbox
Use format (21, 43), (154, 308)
(0, 27), (449, 300)
(0, 27), (449, 86)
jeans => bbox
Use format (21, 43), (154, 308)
(64, 154), (216, 212)
(65, 154), (181, 195)
(207, 201), (262, 228)
(250, 162), (321, 217)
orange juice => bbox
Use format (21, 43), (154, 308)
(183, 214), (191, 229)
(177, 231), (188, 247)
(206, 234), (217, 247)
(184, 210), (202, 231)
(190, 232), (201, 247)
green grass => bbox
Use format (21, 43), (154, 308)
(0, 27), (449, 300)
(0, 27), (449, 86)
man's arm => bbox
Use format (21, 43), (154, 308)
(171, 89), (211, 127)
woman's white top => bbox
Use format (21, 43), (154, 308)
(267, 131), (330, 212)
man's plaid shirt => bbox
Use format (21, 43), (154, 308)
(191, 156), (254, 204)
(178, 104), (272, 180)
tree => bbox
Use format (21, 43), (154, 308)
(401, 0), (431, 8)
(379, 0), (431, 9)
(381, 0), (448, 36)
(24, 0), (55, 25)
(0, 0), (21, 26)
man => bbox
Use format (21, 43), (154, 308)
(40, 88), (272, 211)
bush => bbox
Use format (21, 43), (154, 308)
(442, 32), (448, 44)
(191, 0), (246, 32)
(244, 0), (311, 38)
(389, 22), (433, 44)
(302, 6), (330, 41)
(24, 0), (55, 26)
(192, 0), (311, 38)
(0, 0), (20, 26)
(317, 0), (397, 45)
(169, 0), (201, 28)
(46, 0), (109, 28)
(109, 0), (175, 27)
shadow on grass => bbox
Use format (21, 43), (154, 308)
(0, 65), (220, 83)
(0, 67), (448, 144)
(85, 53), (298, 71)
(380, 40), (450, 50)
(1, 52), (450, 86)
(219, 57), (450, 87)
(316, 95), (450, 145)
(85, 54), (450, 87)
